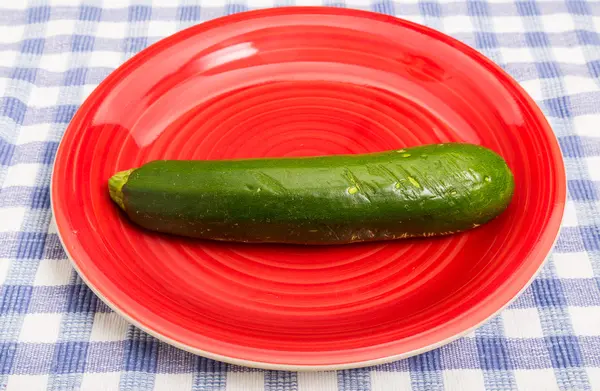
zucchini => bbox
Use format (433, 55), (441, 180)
(108, 143), (514, 244)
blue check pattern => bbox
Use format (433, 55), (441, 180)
(0, 1), (599, 390)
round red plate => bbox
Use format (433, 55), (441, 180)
(52, 7), (566, 369)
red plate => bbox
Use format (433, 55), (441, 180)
(51, 7), (566, 369)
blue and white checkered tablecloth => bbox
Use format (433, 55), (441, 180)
(0, 0), (599, 390)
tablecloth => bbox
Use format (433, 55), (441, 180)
(0, 0), (599, 390)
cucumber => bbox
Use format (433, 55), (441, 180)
(108, 143), (514, 244)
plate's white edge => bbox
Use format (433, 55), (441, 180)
(50, 163), (566, 372)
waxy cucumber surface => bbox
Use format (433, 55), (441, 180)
(108, 143), (515, 244)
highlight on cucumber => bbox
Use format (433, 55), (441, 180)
(108, 143), (515, 245)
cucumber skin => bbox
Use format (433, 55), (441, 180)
(114, 143), (514, 244)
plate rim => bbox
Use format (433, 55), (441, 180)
(50, 6), (567, 370)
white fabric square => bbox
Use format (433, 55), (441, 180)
(2, 2), (27, 9)
(443, 369), (485, 391)
(80, 84), (98, 101)
(587, 157), (600, 181)
(0, 26), (25, 43)
(46, 19), (77, 37)
(347, 0), (383, 4)
(247, 0), (275, 7)
(443, 16), (474, 34)
(570, 306), (600, 336)
(347, 0), (383, 3)
(501, 308), (544, 338)
(553, 252), (594, 279)
(225, 372), (264, 391)
(540, 14), (576, 33)
(594, 17), (600, 33)
(0, 208), (26, 232)
(98, 0), (130, 8)
(80, 372), (121, 391)
(147, 21), (179, 38)
(96, 22), (128, 39)
(573, 115), (600, 137)
(90, 312), (130, 342)
(371, 371), (412, 391)
(0, 259), (11, 285)
(39, 53), (71, 72)
(3, 164), (40, 187)
(50, 0), (90, 5)
(16, 124), (52, 145)
(89, 51), (123, 69)
(154, 373), (194, 391)
(587, 368), (600, 391)
(29, 86), (61, 108)
(551, 47), (587, 65)
(519, 79), (543, 101)
(500, 47), (534, 64)
(34, 259), (73, 286)
(514, 369), (559, 391)
(493, 16), (524, 33)
(403, 14), (426, 26)
(0, 51), (18, 68)
(561, 200), (578, 227)
(6, 375), (49, 391)
(295, 0), (325, 5)
(563, 76), (598, 96)
(151, 0), (193, 5)
(298, 372), (338, 391)
(0, 78), (8, 96)
(197, 0), (229, 6)
(19, 313), (62, 343)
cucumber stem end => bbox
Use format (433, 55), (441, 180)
(108, 169), (134, 212)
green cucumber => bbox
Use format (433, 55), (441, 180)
(108, 143), (514, 244)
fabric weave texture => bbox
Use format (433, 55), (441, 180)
(0, 1), (599, 390)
